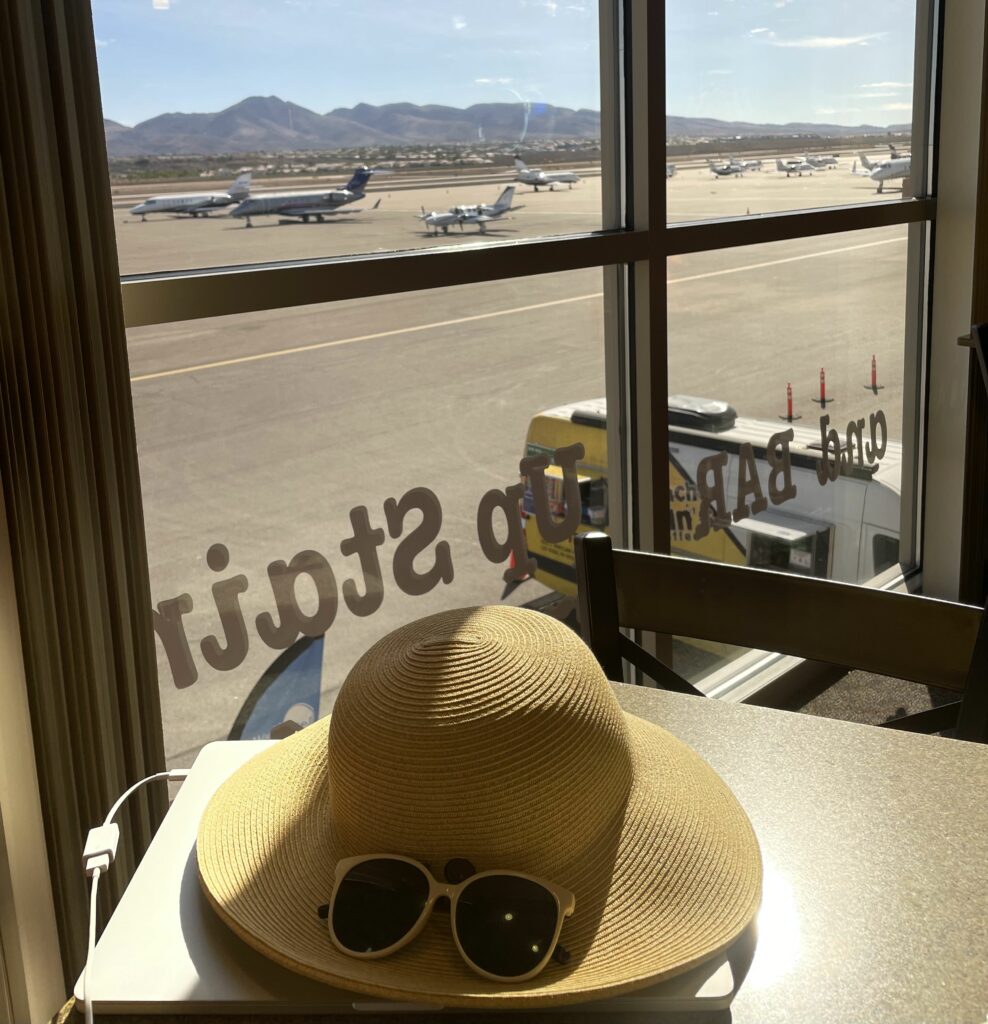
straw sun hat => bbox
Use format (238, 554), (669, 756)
(197, 605), (761, 1008)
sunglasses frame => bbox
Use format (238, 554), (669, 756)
(327, 853), (576, 983)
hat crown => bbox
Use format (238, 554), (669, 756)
(328, 607), (634, 875)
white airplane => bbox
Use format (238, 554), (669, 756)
(130, 173), (251, 220)
(666, 163), (677, 178)
(708, 159), (744, 177)
(418, 186), (523, 236)
(513, 156), (581, 191)
(708, 157), (761, 177)
(776, 157), (815, 177)
(805, 153), (839, 169)
(855, 152), (912, 193)
(229, 168), (377, 227)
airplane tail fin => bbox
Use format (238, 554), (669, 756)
(345, 166), (373, 192)
(852, 159), (858, 174)
(859, 152), (876, 171)
(494, 186), (516, 212)
(776, 159), (786, 172)
(514, 155), (527, 171)
(228, 172), (251, 198)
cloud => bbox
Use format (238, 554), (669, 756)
(475, 77), (514, 85)
(708, 10), (720, 16)
(767, 33), (885, 48)
(882, 102), (912, 110)
(860, 81), (911, 89)
(749, 27), (770, 34)
(152, 0), (170, 8)
(95, 37), (114, 47)
(707, 68), (733, 75)
(452, 15), (467, 29)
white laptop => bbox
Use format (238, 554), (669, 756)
(76, 740), (754, 1015)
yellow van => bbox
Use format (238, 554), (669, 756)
(516, 395), (902, 598)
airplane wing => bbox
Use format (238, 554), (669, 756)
(280, 202), (379, 218)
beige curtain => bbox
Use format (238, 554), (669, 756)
(0, 0), (165, 984)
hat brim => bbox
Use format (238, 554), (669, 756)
(197, 710), (761, 1008)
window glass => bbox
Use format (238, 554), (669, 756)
(666, 0), (917, 221)
(666, 226), (913, 683)
(91, 1), (602, 275)
(129, 270), (607, 765)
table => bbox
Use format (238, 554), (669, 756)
(58, 686), (988, 1024)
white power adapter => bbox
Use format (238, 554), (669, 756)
(81, 768), (189, 1024)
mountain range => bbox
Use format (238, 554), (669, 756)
(102, 96), (906, 157)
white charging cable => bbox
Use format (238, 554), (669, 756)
(80, 768), (190, 1024)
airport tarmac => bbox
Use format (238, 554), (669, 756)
(115, 159), (916, 763)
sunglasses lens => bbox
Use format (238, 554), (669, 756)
(332, 858), (430, 953)
(455, 875), (560, 978)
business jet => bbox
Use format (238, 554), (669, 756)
(776, 157), (815, 177)
(513, 156), (581, 191)
(229, 167), (377, 226)
(418, 186), (523, 236)
(130, 173), (251, 220)
(805, 153), (839, 169)
(855, 152), (911, 193)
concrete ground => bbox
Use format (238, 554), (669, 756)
(111, 154), (923, 764)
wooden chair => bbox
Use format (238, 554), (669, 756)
(574, 531), (988, 743)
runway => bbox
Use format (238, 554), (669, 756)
(115, 159), (914, 763)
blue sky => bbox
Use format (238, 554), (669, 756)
(92, 0), (915, 128)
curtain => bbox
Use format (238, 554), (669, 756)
(0, 0), (165, 984)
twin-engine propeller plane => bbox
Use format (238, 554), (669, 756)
(776, 157), (816, 177)
(418, 186), (523, 236)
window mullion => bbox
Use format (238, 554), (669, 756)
(121, 230), (647, 329)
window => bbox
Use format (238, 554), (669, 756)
(666, 0), (918, 221)
(94, 0), (603, 275)
(129, 273), (610, 758)
(86, 0), (944, 762)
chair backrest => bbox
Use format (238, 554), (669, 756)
(574, 532), (988, 742)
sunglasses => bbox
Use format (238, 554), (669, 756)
(320, 854), (575, 982)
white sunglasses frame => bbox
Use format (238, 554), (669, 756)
(327, 853), (576, 983)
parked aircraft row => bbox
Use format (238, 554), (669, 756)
(417, 186), (522, 235)
(131, 167), (382, 226)
(702, 146), (908, 193)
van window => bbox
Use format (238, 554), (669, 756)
(872, 533), (900, 574)
(748, 527), (831, 577)
(581, 476), (608, 528)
